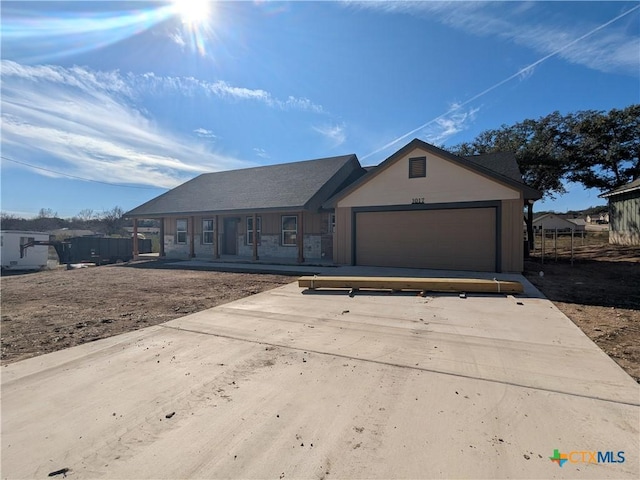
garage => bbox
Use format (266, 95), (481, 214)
(330, 139), (542, 273)
(354, 207), (497, 271)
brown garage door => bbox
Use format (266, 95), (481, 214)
(355, 208), (496, 271)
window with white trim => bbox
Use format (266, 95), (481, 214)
(329, 213), (336, 233)
(176, 219), (187, 244)
(281, 215), (297, 246)
(202, 219), (214, 244)
(246, 216), (261, 245)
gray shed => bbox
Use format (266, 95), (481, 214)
(600, 178), (640, 245)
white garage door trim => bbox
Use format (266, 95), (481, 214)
(351, 201), (502, 272)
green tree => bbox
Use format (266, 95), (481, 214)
(450, 112), (571, 198)
(450, 105), (640, 196)
(565, 105), (640, 191)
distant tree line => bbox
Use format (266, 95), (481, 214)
(448, 104), (639, 198)
(0, 207), (158, 236)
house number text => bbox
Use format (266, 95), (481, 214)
(411, 197), (425, 204)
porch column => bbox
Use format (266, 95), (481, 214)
(159, 217), (165, 257)
(189, 216), (195, 258)
(297, 211), (305, 263)
(214, 215), (220, 259)
(252, 212), (259, 261)
(133, 218), (139, 260)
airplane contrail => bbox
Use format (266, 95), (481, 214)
(361, 4), (640, 161)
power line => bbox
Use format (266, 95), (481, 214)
(0, 155), (166, 190)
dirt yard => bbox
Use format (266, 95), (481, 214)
(2, 241), (639, 383)
(524, 239), (640, 383)
(1, 261), (293, 364)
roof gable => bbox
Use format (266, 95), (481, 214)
(127, 154), (362, 217)
(327, 139), (541, 207)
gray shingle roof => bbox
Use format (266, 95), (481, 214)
(464, 152), (523, 182)
(126, 154), (361, 217)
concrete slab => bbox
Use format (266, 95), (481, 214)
(164, 259), (329, 275)
(161, 260), (539, 286)
(2, 279), (638, 479)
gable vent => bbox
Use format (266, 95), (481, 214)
(409, 157), (426, 178)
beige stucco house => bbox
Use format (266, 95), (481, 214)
(327, 139), (540, 272)
(126, 139), (541, 272)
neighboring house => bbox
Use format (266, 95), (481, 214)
(124, 226), (160, 237)
(126, 139), (541, 272)
(600, 179), (640, 245)
(532, 213), (579, 232)
(586, 212), (609, 224)
(566, 218), (587, 232)
(49, 228), (97, 239)
(0, 231), (50, 271)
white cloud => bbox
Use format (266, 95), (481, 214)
(346, 1), (640, 75)
(253, 148), (270, 159)
(1, 61), (247, 188)
(1, 61), (327, 188)
(194, 128), (217, 139)
(132, 71), (324, 113)
(313, 123), (346, 147)
(170, 31), (186, 47)
(283, 96), (325, 114)
(422, 105), (480, 145)
(517, 65), (536, 82)
(1, 60), (324, 113)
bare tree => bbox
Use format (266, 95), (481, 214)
(100, 206), (125, 235)
(76, 209), (96, 222)
(37, 207), (58, 219)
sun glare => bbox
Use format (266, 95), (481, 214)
(172, 0), (211, 26)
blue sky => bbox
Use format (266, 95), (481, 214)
(1, 1), (639, 218)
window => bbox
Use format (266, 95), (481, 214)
(281, 215), (297, 246)
(409, 156), (427, 178)
(329, 213), (336, 233)
(176, 219), (187, 244)
(202, 219), (214, 244)
(19, 237), (35, 257)
(246, 216), (261, 245)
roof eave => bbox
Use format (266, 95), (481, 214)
(125, 205), (316, 219)
(599, 186), (640, 198)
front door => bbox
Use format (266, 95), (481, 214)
(223, 218), (238, 255)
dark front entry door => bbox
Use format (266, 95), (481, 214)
(223, 218), (238, 255)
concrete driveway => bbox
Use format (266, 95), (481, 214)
(2, 275), (638, 479)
